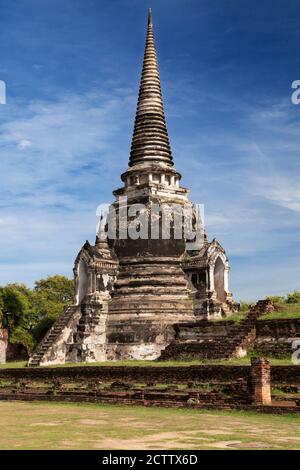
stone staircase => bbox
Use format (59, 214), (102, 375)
(160, 300), (274, 361)
(28, 305), (79, 367)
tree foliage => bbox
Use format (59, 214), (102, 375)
(0, 284), (31, 332)
(265, 291), (300, 305)
(266, 295), (285, 304)
(0, 275), (74, 354)
(286, 290), (300, 304)
(34, 275), (74, 304)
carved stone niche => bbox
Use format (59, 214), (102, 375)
(184, 239), (234, 319)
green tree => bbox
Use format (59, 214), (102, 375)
(10, 326), (34, 353)
(0, 284), (31, 334)
(32, 316), (58, 344)
(0, 275), (75, 354)
(34, 275), (74, 304)
(0, 284), (35, 355)
(31, 275), (74, 344)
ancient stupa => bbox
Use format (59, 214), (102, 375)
(29, 9), (235, 366)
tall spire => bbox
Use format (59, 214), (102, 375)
(129, 8), (173, 167)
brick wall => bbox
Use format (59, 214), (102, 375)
(256, 318), (300, 336)
(0, 363), (299, 412)
(0, 364), (249, 382)
(271, 365), (300, 385)
(254, 319), (300, 358)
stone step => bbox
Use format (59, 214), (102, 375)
(29, 305), (79, 366)
(160, 308), (262, 361)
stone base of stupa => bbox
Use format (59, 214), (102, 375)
(106, 256), (195, 360)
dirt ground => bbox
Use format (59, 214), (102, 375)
(0, 401), (299, 450)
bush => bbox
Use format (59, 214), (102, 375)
(286, 291), (300, 304)
(266, 295), (285, 304)
(9, 326), (34, 354)
(239, 302), (249, 312)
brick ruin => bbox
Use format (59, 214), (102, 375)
(29, 10), (238, 366)
(160, 300), (300, 361)
(0, 329), (8, 364)
(1, 362), (299, 413)
(250, 358), (271, 405)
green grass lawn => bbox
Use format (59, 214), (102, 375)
(0, 401), (299, 450)
(0, 356), (295, 369)
(259, 302), (300, 320)
(0, 361), (28, 369)
(215, 302), (300, 322)
(45, 357), (297, 366)
(215, 311), (248, 323)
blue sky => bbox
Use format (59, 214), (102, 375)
(0, 0), (299, 300)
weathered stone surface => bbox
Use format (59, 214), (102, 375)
(183, 239), (237, 319)
(254, 318), (300, 358)
(160, 300), (279, 360)
(0, 329), (8, 364)
(129, 9), (173, 168)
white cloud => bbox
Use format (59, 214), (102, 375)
(0, 89), (134, 209)
(0, 88), (135, 286)
(254, 175), (300, 212)
(18, 139), (32, 150)
(170, 95), (300, 298)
